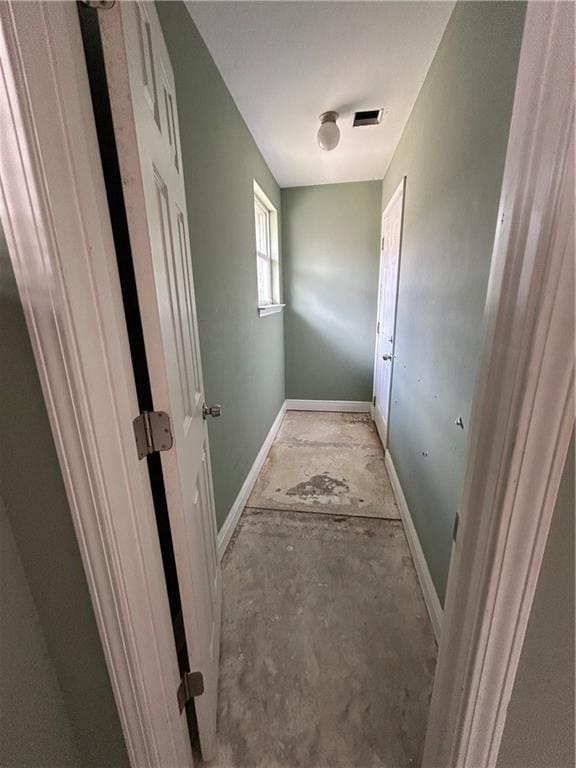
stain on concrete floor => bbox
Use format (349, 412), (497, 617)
(247, 412), (400, 519)
(209, 509), (436, 768)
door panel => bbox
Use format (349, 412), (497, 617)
(373, 179), (405, 447)
(99, 2), (221, 760)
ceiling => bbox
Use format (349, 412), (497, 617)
(186, 2), (454, 188)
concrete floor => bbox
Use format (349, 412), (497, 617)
(248, 412), (400, 519)
(208, 412), (436, 768)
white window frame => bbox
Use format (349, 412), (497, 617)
(253, 180), (284, 317)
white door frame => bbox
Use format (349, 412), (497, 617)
(372, 176), (405, 447)
(0, 3), (572, 768)
(423, 2), (574, 766)
(0, 3), (194, 767)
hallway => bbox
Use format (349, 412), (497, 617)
(2, 3), (572, 767)
(214, 411), (437, 768)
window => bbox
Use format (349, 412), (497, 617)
(254, 181), (283, 316)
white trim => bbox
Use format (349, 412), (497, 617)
(381, 173), (406, 217)
(253, 179), (276, 212)
(285, 399), (371, 413)
(385, 452), (443, 642)
(217, 402), (287, 559)
(253, 178), (280, 308)
(372, 403), (386, 447)
(0, 4), (193, 767)
(424, 4), (575, 767)
(258, 303), (286, 317)
(372, 177), (406, 449)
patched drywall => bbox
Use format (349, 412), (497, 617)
(496, 434), (575, 768)
(157, 1), (285, 529)
(282, 182), (382, 402)
(0, 229), (129, 767)
(380, 1), (526, 601)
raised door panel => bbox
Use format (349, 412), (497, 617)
(99, 2), (222, 760)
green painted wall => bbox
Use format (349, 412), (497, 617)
(497, 434), (575, 768)
(157, 2), (285, 529)
(282, 182), (382, 401)
(0, 497), (83, 768)
(0, 230), (129, 767)
(381, 1), (526, 601)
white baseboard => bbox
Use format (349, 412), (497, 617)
(285, 399), (371, 413)
(217, 402), (287, 560)
(385, 450), (443, 642)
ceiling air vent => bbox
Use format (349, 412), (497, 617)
(353, 109), (383, 127)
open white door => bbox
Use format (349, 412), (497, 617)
(98, 2), (221, 760)
(373, 178), (405, 447)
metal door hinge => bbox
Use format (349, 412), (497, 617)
(177, 671), (204, 713)
(133, 411), (173, 460)
(376, 321), (380, 334)
(453, 513), (460, 542)
(373, 395), (376, 406)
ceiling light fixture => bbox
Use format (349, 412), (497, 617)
(317, 111), (340, 151)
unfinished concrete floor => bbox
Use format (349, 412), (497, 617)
(210, 411), (437, 768)
(248, 412), (400, 519)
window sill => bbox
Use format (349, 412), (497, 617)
(258, 304), (286, 317)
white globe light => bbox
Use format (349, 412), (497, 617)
(317, 111), (340, 151)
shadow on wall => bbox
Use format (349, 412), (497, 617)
(0, 233), (129, 768)
(289, 264), (376, 388)
(282, 181), (382, 403)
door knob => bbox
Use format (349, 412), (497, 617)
(382, 354), (395, 361)
(203, 403), (222, 419)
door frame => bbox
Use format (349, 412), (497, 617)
(0, 3), (194, 767)
(0, 3), (572, 768)
(372, 176), (405, 447)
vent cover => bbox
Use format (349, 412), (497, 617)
(353, 109), (383, 127)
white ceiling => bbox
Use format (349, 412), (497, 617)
(186, 2), (454, 188)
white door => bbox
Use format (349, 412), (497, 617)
(373, 178), (405, 447)
(99, 3), (221, 760)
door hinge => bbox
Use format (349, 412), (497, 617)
(177, 671), (204, 713)
(133, 410), (173, 460)
(453, 513), (460, 542)
(373, 395), (376, 406)
(376, 321), (380, 334)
